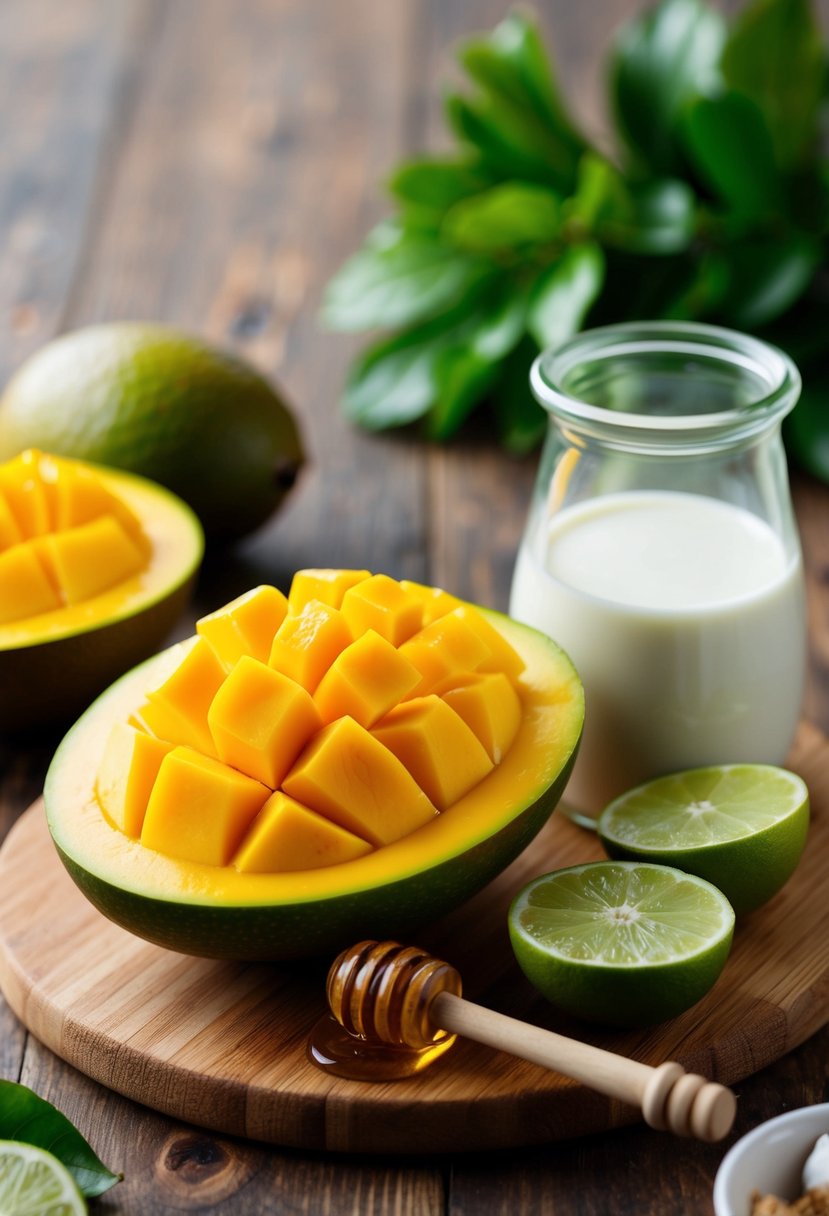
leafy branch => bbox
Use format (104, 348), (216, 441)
(322, 0), (829, 468)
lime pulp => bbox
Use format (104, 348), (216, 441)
(0, 1140), (87, 1215)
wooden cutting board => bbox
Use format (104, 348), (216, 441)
(1, 723), (828, 1154)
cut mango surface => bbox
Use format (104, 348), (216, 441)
(95, 570), (528, 876)
(0, 450), (150, 623)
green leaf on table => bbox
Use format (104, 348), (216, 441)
(321, 231), (492, 333)
(683, 91), (781, 220)
(721, 0), (825, 169)
(570, 153), (697, 254)
(443, 183), (560, 253)
(342, 324), (447, 430)
(716, 234), (822, 328)
(528, 242), (604, 350)
(0, 1080), (121, 1198)
(610, 0), (726, 175)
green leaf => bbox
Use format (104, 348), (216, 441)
(567, 154), (697, 253)
(610, 0), (726, 175)
(0, 1080), (121, 1199)
(443, 183), (560, 253)
(342, 323), (449, 430)
(445, 90), (574, 187)
(388, 158), (489, 211)
(683, 91), (781, 220)
(427, 347), (499, 440)
(716, 235), (822, 328)
(321, 234), (492, 332)
(722, 0), (825, 169)
(491, 337), (547, 454)
(458, 11), (584, 181)
(527, 243), (605, 349)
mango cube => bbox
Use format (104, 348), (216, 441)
(439, 673), (522, 763)
(0, 452), (51, 538)
(288, 568), (371, 613)
(96, 722), (174, 836)
(268, 600), (352, 693)
(282, 717), (437, 846)
(399, 580), (462, 625)
(372, 695), (493, 810)
(197, 585), (289, 670)
(313, 629), (421, 727)
(208, 656), (321, 788)
(37, 516), (145, 604)
(452, 605), (525, 680)
(52, 462), (149, 556)
(141, 746), (270, 866)
(0, 494), (23, 552)
(340, 574), (422, 646)
(399, 610), (491, 696)
(143, 637), (227, 755)
(233, 792), (373, 873)
(0, 543), (61, 624)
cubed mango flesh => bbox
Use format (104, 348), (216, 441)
(141, 746), (270, 866)
(372, 695), (493, 810)
(93, 569), (529, 876)
(0, 543), (61, 624)
(313, 629), (421, 727)
(282, 716), (437, 846)
(233, 791), (372, 873)
(37, 516), (145, 605)
(439, 672), (522, 763)
(340, 574), (423, 646)
(0, 450), (151, 621)
(197, 585), (289, 670)
(399, 609), (491, 696)
(96, 722), (174, 837)
(143, 637), (227, 756)
(268, 600), (352, 693)
(208, 656), (321, 787)
(288, 568), (371, 614)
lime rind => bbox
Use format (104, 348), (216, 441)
(597, 765), (809, 914)
(0, 1140), (87, 1215)
(508, 861), (735, 1027)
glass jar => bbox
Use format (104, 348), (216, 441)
(509, 321), (806, 824)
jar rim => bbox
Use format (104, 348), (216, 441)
(531, 321), (801, 438)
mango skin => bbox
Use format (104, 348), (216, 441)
(44, 611), (583, 960)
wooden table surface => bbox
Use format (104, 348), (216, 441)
(2, 2), (829, 1212)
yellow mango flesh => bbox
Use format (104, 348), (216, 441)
(208, 656), (321, 788)
(197, 585), (289, 670)
(282, 716), (437, 846)
(95, 569), (529, 877)
(0, 450), (150, 624)
(372, 695), (494, 811)
(313, 629), (421, 727)
(233, 792), (373, 873)
(141, 747), (270, 866)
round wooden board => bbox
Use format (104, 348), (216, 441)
(1, 723), (828, 1155)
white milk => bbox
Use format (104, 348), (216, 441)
(509, 491), (805, 815)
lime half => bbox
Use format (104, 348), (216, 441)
(508, 861), (735, 1027)
(598, 764), (809, 915)
(0, 1141), (87, 1215)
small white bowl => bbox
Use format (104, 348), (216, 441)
(713, 1103), (829, 1216)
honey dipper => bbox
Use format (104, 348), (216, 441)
(314, 940), (737, 1142)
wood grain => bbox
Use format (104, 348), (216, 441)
(1, 721), (827, 1156)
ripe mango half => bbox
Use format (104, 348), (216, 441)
(0, 450), (203, 731)
(45, 570), (584, 960)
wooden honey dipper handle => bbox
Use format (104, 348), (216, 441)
(326, 941), (737, 1142)
(430, 991), (736, 1142)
